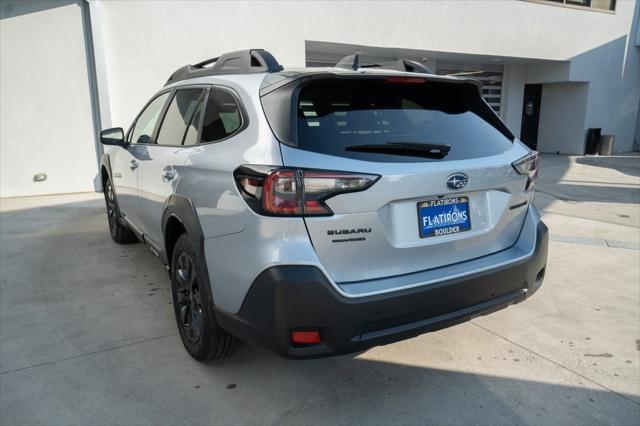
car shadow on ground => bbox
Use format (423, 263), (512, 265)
(533, 154), (640, 217)
(193, 343), (638, 425)
(575, 155), (640, 179)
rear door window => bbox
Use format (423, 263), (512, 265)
(183, 94), (206, 146)
(200, 87), (243, 143)
(156, 88), (205, 146)
(295, 78), (514, 162)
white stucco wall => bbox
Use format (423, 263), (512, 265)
(97, 0), (640, 131)
(0, 0), (99, 197)
(636, 98), (640, 148)
(502, 64), (526, 138)
(1, 0), (639, 197)
(537, 83), (589, 155)
(523, 36), (640, 153)
(568, 1), (640, 153)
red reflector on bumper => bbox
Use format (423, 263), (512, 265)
(291, 331), (321, 344)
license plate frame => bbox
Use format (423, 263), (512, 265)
(417, 196), (471, 238)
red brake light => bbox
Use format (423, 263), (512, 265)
(263, 170), (302, 214)
(291, 331), (321, 344)
(385, 76), (427, 84)
(234, 167), (379, 216)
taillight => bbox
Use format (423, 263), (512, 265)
(234, 166), (379, 216)
(512, 151), (539, 191)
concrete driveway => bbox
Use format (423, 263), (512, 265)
(1, 154), (639, 425)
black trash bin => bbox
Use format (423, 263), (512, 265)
(586, 128), (601, 155)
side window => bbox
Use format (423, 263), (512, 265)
(183, 93), (206, 146)
(156, 89), (204, 146)
(200, 88), (243, 143)
(130, 92), (171, 144)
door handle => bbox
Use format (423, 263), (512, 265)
(162, 166), (176, 180)
(130, 160), (138, 170)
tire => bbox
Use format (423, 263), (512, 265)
(103, 177), (138, 244)
(170, 234), (239, 361)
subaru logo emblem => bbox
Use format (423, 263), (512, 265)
(446, 173), (468, 190)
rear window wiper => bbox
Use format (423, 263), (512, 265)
(345, 142), (451, 159)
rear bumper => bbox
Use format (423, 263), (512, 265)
(215, 218), (548, 359)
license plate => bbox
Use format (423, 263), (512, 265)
(417, 196), (471, 238)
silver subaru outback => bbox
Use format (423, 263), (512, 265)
(99, 49), (548, 361)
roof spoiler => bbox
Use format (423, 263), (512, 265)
(165, 49), (283, 86)
(335, 54), (432, 74)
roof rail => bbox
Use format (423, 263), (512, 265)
(165, 49), (283, 86)
(334, 54), (432, 74)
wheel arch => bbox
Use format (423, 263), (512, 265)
(164, 215), (186, 268)
(162, 195), (217, 310)
(162, 195), (205, 268)
(100, 154), (113, 189)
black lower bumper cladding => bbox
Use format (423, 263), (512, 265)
(215, 221), (548, 359)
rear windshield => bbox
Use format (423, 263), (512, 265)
(295, 78), (514, 162)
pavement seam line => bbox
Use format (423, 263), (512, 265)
(470, 321), (640, 407)
(549, 234), (640, 250)
(539, 210), (640, 229)
(0, 333), (178, 376)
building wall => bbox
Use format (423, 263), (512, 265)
(0, 1), (99, 197)
(97, 0), (640, 130)
(637, 4), (640, 47)
(569, 20), (640, 153)
(636, 97), (640, 150)
(537, 83), (589, 154)
(520, 15), (640, 153)
(1, 0), (638, 198)
(502, 64), (526, 138)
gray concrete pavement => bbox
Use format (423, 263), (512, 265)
(1, 154), (639, 425)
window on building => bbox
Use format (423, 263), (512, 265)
(130, 92), (171, 144)
(156, 89), (204, 146)
(534, 0), (615, 11)
(200, 88), (243, 143)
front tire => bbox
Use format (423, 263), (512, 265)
(103, 177), (137, 244)
(171, 234), (238, 361)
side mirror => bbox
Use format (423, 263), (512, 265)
(100, 127), (127, 147)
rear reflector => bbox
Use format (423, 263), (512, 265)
(291, 331), (321, 344)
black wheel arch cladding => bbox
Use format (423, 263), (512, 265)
(162, 194), (206, 271)
(100, 154), (114, 188)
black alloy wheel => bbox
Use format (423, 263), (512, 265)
(170, 234), (238, 360)
(174, 251), (204, 343)
(103, 177), (137, 244)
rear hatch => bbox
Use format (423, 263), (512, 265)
(261, 74), (533, 284)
